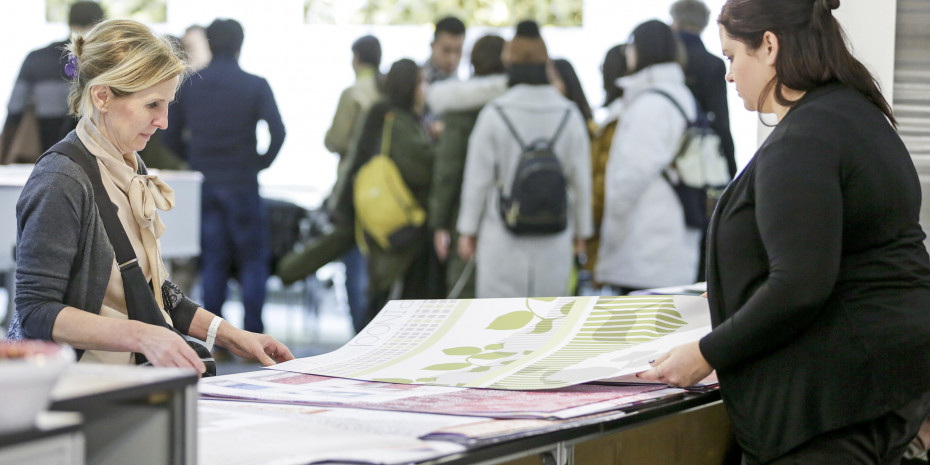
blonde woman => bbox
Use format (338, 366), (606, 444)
(7, 19), (293, 373)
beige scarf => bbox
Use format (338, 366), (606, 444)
(76, 117), (175, 308)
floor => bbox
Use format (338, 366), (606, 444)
(0, 263), (357, 377)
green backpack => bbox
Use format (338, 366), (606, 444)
(353, 112), (425, 252)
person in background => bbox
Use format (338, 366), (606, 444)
(671, 0), (735, 178)
(549, 58), (595, 136)
(182, 25), (211, 72)
(163, 18), (286, 335)
(6, 19), (292, 371)
(322, 34), (381, 332)
(422, 16), (466, 85)
(640, 0), (930, 463)
(350, 59), (434, 327)
(594, 20), (701, 294)
(1, 1), (104, 162)
(585, 44), (627, 286)
(421, 16), (466, 144)
(429, 34), (506, 299)
(457, 21), (592, 298)
(670, 0), (737, 282)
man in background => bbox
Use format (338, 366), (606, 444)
(670, 0), (735, 282)
(1, 1), (104, 162)
(164, 18), (286, 335)
(422, 16), (466, 85)
(323, 35), (382, 333)
(670, 0), (734, 178)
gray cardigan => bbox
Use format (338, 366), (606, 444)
(8, 132), (198, 342)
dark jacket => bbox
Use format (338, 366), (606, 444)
(678, 32), (736, 177)
(163, 54), (285, 187)
(701, 83), (930, 462)
(9, 132), (199, 344)
(1, 40), (75, 158)
(428, 109), (479, 231)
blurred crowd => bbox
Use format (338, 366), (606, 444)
(1, 0), (735, 336)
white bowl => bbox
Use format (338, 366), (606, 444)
(0, 341), (75, 434)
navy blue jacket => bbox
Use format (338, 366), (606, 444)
(164, 54), (285, 186)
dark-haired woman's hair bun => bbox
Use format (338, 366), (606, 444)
(817, 0), (840, 12)
(515, 20), (541, 38)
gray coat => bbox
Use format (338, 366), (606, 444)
(8, 133), (198, 343)
(457, 85), (593, 298)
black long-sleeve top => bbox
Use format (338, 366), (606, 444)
(701, 82), (930, 462)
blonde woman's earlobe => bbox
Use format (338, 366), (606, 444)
(89, 84), (111, 112)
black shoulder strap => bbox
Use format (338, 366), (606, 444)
(45, 141), (139, 269)
(494, 105), (574, 150)
(547, 109), (573, 149)
(645, 89), (690, 124)
(493, 105), (527, 150)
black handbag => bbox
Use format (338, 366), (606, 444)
(43, 140), (216, 376)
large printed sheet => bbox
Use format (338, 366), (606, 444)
(199, 370), (684, 419)
(271, 295), (711, 390)
(197, 370), (685, 419)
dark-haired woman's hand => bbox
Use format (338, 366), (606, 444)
(637, 341), (712, 388)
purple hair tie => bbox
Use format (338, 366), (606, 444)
(64, 55), (78, 79)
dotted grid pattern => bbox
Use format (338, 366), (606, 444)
(321, 299), (460, 376)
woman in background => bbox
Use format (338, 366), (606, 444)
(457, 20), (592, 298)
(585, 44), (627, 284)
(351, 58), (434, 324)
(595, 20), (701, 294)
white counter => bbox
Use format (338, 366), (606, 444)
(0, 165), (202, 271)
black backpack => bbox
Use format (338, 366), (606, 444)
(494, 105), (572, 235)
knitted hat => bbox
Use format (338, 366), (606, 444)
(502, 20), (548, 66)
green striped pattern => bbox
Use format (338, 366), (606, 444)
(488, 296), (684, 389)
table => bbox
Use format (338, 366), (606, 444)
(0, 412), (83, 465)
(50, 364), (199, 465)
(418, 391), (733, 465)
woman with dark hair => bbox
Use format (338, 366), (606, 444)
(585, 44), (627, 281)
(639, 1), (930, 463)
(549, 58), (594, 129)
(350, 58), (434, 325)
(595, 20), (701, 294)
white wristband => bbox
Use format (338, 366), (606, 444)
(205, 316), (223, 352)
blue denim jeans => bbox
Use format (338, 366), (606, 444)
(341, 245), (369, 334)
(200, 183), (270, 333)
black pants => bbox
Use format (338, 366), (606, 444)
(744, 391), (930, 465)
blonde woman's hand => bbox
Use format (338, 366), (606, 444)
(221, 326), (295, 366)
(135, 323), (206, 374)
